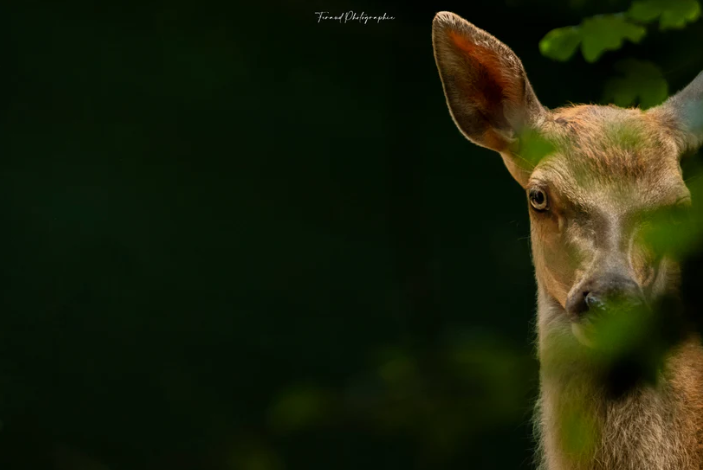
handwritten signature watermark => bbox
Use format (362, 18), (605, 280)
(315, 11), (395, 24)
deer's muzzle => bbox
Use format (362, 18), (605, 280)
(566, 272), (646, 319)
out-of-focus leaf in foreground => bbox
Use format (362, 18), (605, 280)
(628, 0), (701, 30)
(580, 16), (647, 63)
(539, 15), (646, 63)
(559, 401), (599, 459)
(516, 129), (556, 167)
(539, 27), (582, 61)
(603, 59), (669, 109)
(264, 335), (536, 463)
(641, 200), (702, 260)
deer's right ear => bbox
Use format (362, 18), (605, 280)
(651, 71), (703, 154)
(432, 12), (546, 186)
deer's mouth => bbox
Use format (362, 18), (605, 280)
(569, 298), (652, 350)
(571, 319), (597, 348)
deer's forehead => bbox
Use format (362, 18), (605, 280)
(530, 106), (686, 208)
(531, 155), (687, 211)
(545, 105), (677, 160)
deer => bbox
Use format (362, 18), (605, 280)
(431, 11), (703, 470)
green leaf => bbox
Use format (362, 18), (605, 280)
(539, 26), (582, 61)
(628, 0), (663, 21)
(602, 59), (669, 109)
(641, 198), (703, 259)
(580, 15), (647, 62)
(628, 0), (701, 30)
(516, 129), (556, 167)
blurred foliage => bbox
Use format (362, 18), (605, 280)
(267, 385), (333, 433)
(266, 338), (535, 464)
(539, 0), (701, 106)
(517, 128), (557, 167)
(579, 15), (646, 63)
(603, 59), (668, 108)
(559, 400), (598, 459)
(539, 14), (646, 63)
(643, 201), (702, 259)
(540, 0), (701, 63)
(629, 0), (701, 29)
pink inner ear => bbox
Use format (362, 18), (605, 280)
(447, 31), (522, 119)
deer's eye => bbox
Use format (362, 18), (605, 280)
(529, 188), (548, 212)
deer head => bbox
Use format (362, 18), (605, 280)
(432, 11), (703, 353)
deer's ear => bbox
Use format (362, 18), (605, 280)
(432, 12), (546, 160)
(651, 71), (703, 154)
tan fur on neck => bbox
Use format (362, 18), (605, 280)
(534, 291), (703, 470)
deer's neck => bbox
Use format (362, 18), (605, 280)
(535, 291), (703, 470)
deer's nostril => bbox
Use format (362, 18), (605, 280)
(566, 289), (591, 317)
(584, 292), (604, 311)
(566, 274), (646, 319)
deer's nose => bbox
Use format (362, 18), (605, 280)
(566, 273), (645, 318)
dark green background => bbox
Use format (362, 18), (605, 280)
(2, 0), (702, 469)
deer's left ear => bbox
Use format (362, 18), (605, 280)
(651, 71), (703, 154)
(432, 11), (547, 186)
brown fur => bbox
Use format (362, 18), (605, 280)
(432, 11), (703, 470)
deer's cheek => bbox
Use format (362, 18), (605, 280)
(535, 224), (575, 307)
(630, 243), (657, 288)
(543, 250), (574, 307)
